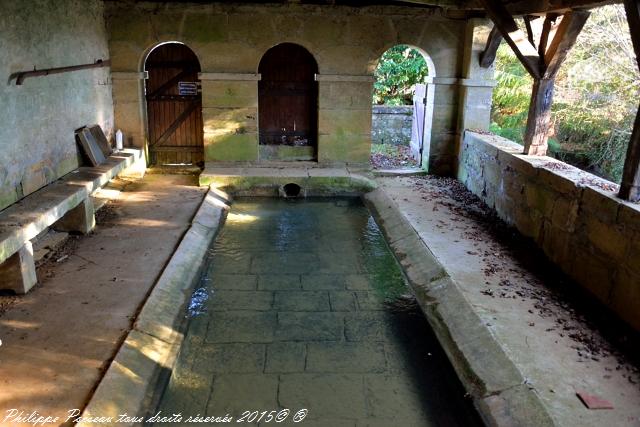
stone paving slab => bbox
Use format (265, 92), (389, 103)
(151, 198), (482, 427)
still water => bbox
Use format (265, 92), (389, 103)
(154, 198), (481, 426)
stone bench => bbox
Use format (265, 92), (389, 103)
(0, 149), (143, 294)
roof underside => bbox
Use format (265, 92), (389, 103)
(105, 0), (620, 15)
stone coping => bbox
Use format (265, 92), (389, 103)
(79, 187), (231, 426)
(363, 189), (556, 427)
(461, 131), (640, 330)
(0, 149), (142, 264)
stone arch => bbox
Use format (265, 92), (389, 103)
(143, 42), (204, 166)
(370, 44), (435, 169)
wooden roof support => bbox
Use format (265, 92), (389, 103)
(479, 0), (542, 79)
(479, 26), (503, 67)
(619, 0), (640, 201)
(480, 0), (589, 155)
(543, 10), (590, 78)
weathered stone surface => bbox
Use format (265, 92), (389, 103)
(1, 0), (113, 212)
(329, 290), (358, 311)
(206, 374), (279, 415)
(264, 342), (306, 373)
(278, 374), (367, 419)
(306, 342), (386, 373)
(212, 274), (258, 290)
(610, 267), (640, 331)
(371, 106), (412, 146)
(275, 312), (343, 341)
(210, 290), (274, 311)
(258, 274), (301, 290)
(206, 311), (277, 343)
(197, 343), (266, 373)
(274, 291), (330, 311)
(53, 198), (96, 234)
(459, 131), (640, 329)
(79, 330), (177, 427)
(0, 242), (37, 294)
(345, 312), (389, 341)
(477, 384), (556, 427)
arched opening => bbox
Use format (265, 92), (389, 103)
(144, 42), (203, 167)
(371, 45), (434, 170)
(258, 43), (318, 162)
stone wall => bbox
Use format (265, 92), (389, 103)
(458, 131), (640, 330)
(0, 0), (114, 211)
(105, 3), (494, 172)
(371, 106), (413, 146)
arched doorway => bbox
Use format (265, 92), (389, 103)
(144, 42), (203, 166)
(258, 43), (318, 161)
(371, 45), (434, 170)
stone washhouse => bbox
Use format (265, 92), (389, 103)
(1, 0), (640, 425)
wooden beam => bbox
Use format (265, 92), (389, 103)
(619, 0), (640, 201)
(619, 108), (640, 201)
(479, 26), (503, 68)
(624, 0), (640, 66)
(538, 14), (555, 59)
(543, 10), (590, 78)
(479, 0), (542, 79)
(523, 15), (538, 47)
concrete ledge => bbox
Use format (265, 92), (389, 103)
(79, 188), (230, 426)
(364, 188), (556, 427)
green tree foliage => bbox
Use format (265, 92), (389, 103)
(490, 5), (640, 183)
(373, 45), (429, 105)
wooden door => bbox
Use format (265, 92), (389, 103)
(145, 43), (203, 166)
(258, 43), (318, 155)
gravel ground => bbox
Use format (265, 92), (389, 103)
(370, 145), (418, 169)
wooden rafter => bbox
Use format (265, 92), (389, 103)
(619, 0), (640, 201)
(479, 0), (542, 79)
(479, 25), (503, 68)
(543, 10), (590, 78)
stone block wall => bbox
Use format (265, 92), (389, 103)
(104, 2), (484, 172)
(0, 0), (114, 211)
(371, 106), (413, 146)
(458, 131), (640, 330)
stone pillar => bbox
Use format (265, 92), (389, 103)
(459, 19), (496, 126)
(427, 77), (460, 175)
(111, 72), (148, 150)
(0, 242), (37, 294)
(456, 18), (498, 178)
(200, 73), (260, 163)
(53, 198), (95, 234)
(316, 74), (374, 166)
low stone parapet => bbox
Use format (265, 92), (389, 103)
(458, 131), (640, 330)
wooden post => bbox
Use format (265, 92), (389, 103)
(523, 78), (555, 155)
(480, 0), (589, 156)
(619, 0), (640, 200)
